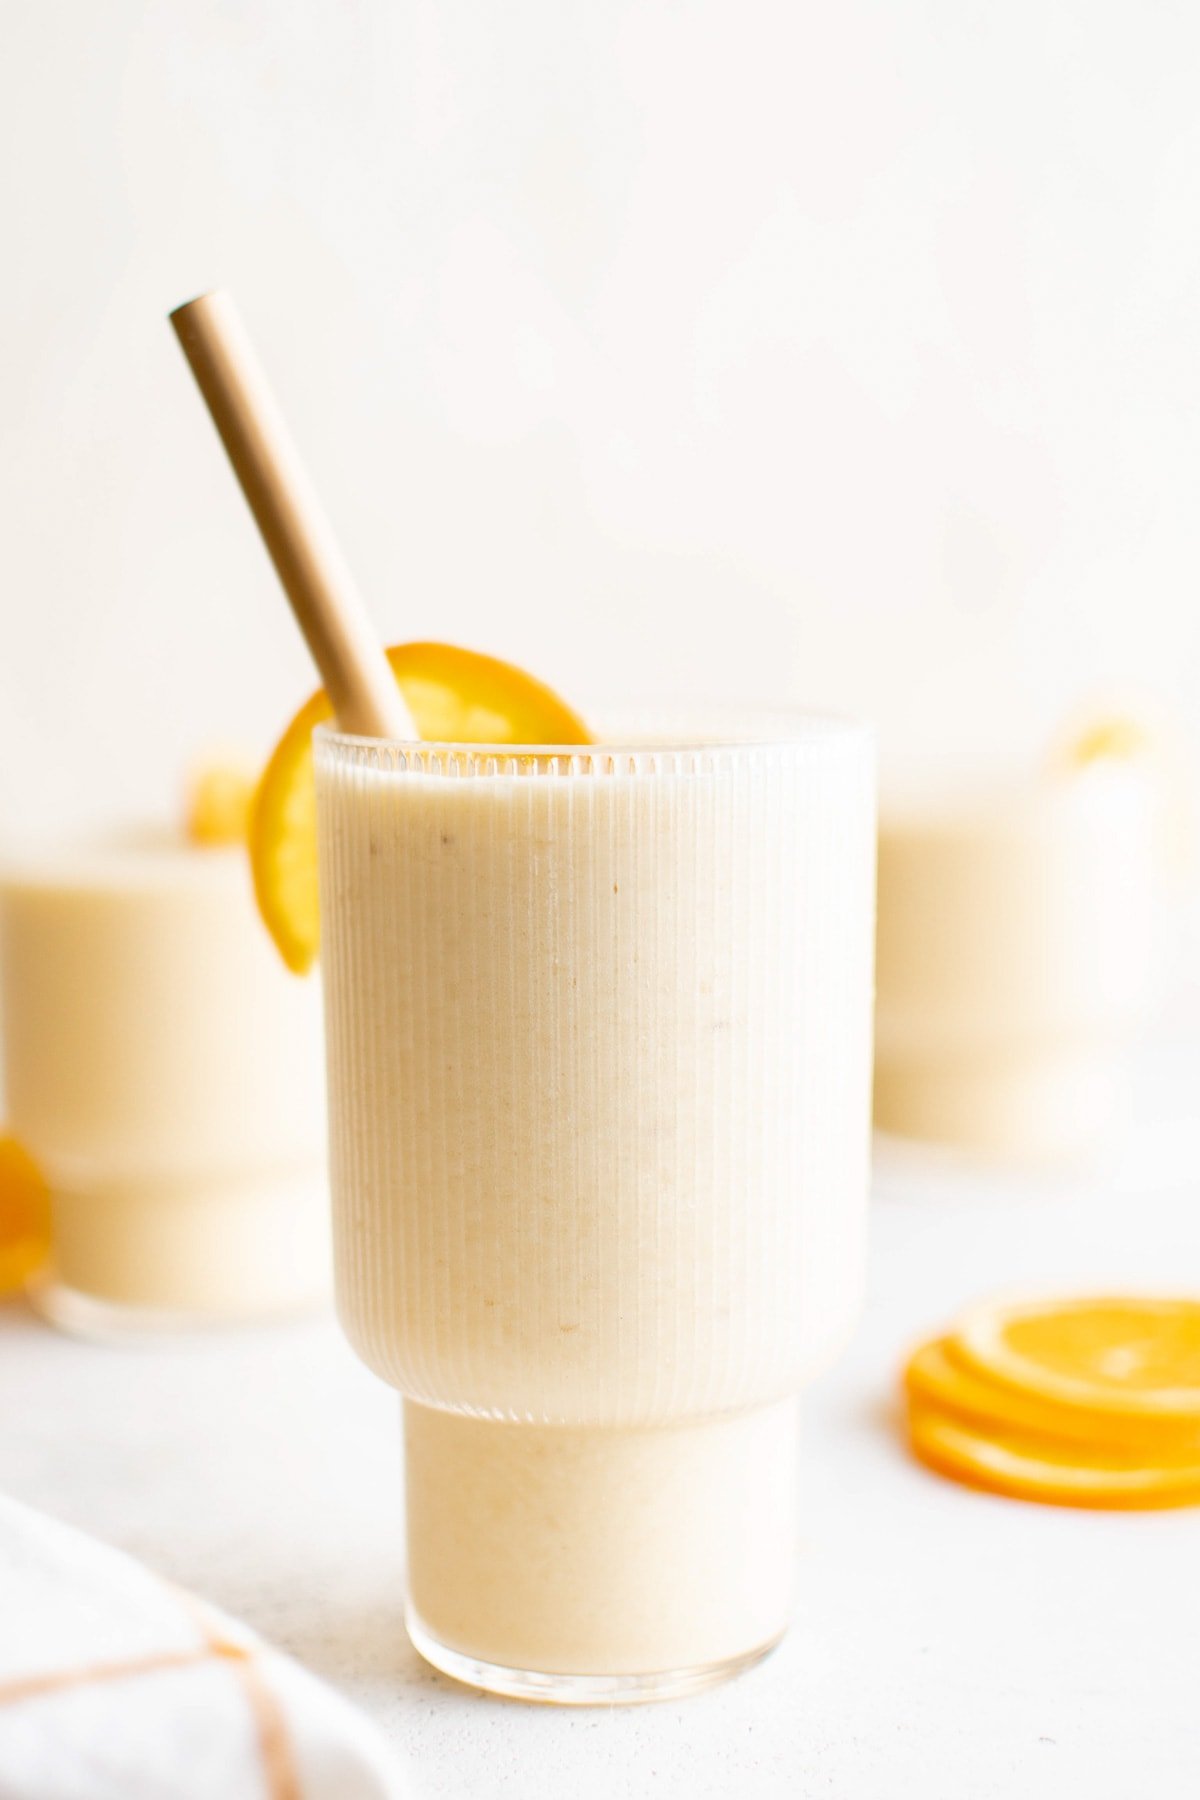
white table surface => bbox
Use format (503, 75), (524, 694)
(3, 1034), (1199, 1800)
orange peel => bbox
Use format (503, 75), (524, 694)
(0, 1135), (50, 1294)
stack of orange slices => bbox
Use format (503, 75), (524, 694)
(903, 1294), (1200, 1508)
(184, 755), (259, 847)
(0, 1135), (50, 1295)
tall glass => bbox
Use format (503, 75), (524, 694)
(315, 715), (875, 1702)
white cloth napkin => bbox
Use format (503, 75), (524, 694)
(0, 1492), (403, 1799)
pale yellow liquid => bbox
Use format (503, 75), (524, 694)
(875, 765), (1158, 1157)
(317, 729), (875, 1679)
(0, 839), (329, 1320)
(404, 1400), (798, 1676)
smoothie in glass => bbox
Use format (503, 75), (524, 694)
(0, 834), (329, 1333)
(875, 758), (1159, 1160)
(315, 715), (876, 1699)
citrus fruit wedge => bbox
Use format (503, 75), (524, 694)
(1047, 705), (1191, 881)
(1059, 716), (1155, 768)
(251, 642), (591, 973)
(954, 1294), (1200, 1428)
(186, 755), (257, 847)
(904, 1333), (1200, 1453)
(907, 1399), (1200, 1511)
(0, 1135), (50, 1294)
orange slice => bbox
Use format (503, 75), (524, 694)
(251, 642), (591, 973)
(185, 755), (257, 846)
(907, 1399), (1200, 1511)
(0, 1135), (50, 1294)
(955, 1294), (1200, 1429)
(1046, 702), (1162, 776)
(1048, 705), (1191, 883)
(904, 1334), (1200, 1453)
(1060, 717), (1154, 768)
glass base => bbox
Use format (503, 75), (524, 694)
(873, 1042), (1123, 1164)
(405, 1603), (783, 1705)
(27, 1272), (324, 1344)
(403, 1401), (798, 1693)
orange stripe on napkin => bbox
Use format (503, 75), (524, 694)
(0, 1594), (301, 1800)
(180, 1594), (302, 1800)
(0, 1647), (213, 1706)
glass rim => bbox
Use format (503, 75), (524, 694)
(0, 827), (246, 891)
(313, 706), (872, 760)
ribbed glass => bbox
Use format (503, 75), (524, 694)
(315, 715), (875, 1427)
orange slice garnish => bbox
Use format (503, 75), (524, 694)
(250, 642), (591, 973)
(185, 755), (258, 846)
(907, 1399), (1200, 1511)
(954, 1294), (1200, 1428)
(0, 1135), (50, 1294)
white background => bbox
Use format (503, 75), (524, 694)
(3, 0), (1200, 837)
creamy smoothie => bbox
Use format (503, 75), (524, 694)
(875, 760), (1159, 1159)
(0, 836), (329, 1330)
(316, 718), (876, 1697)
